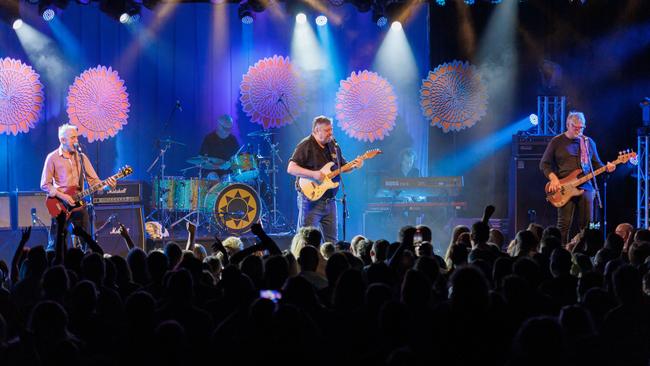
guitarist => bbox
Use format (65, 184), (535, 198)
(287, 116), (362, 243)
(539, 111), (615, 244)
(40, 124), (116, 251)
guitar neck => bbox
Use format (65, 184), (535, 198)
(326, 161), (358, 180)
(574, 159), (620, 186)
(73, 172), (123, 201)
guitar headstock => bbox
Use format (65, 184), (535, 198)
(118, 165), (134, 178)
(361, 149), (382, 160)
(616, 149), (637, 165)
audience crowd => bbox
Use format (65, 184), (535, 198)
(0, 206), (649, 366)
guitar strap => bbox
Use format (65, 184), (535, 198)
(579, 137), (590, 174)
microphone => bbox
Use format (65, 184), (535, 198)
(73, 142), (82, 154)
(176, 100), (183, 112)
(31, 208), (37, 225)
(330, 138), (339, 147)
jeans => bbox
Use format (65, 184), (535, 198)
(557, 189), (594, 245)
(47, 207), (91, 251)
(297, 193), (338, 243)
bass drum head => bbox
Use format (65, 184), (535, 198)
(203, 183), (261, 234)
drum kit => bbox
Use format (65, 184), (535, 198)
(147, 130), (290, 238)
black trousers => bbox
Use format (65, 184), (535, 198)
(47, 207), (91, 251)
(557, 189), (594, 245)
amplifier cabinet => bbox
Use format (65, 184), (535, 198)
(94, 204), (144, 257)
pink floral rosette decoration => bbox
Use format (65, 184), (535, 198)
(67, 65), (130, 141)
(0, 58), (44, 135)
(335, 70), (397, 142)
(420, 60), (487, 132)
(240, 55), (304, 129)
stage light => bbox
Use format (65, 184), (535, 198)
(100, 0), (139, 23)
(464, 0), (475, 4)
(238, 2), (254, 24)
(372, 3), (387, 28)
(315, 15), (327, 26)
(391, 21), (401, 30)
(42, 8), (55, 21)
(13, 19), (23, 29)
(296, 13), (307, 24)
(436, 0), (445, 5)
(529, 114), (539, 126)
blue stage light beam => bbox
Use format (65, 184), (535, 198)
(291, 13), (324, 72)
(373, 18), (418, 90)
(434, 117), (533, 175)
(48, 17), (86, 68)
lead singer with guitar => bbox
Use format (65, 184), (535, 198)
(540, 111), (615, 244)
(287, 116), (363, 243)
(40, 124), (116, 251)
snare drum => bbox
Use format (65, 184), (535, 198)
(151, 177), (180, 210)
(229, 153), (259, 182)
(174, 178), (209, 211)
(203, 183), (261, 233)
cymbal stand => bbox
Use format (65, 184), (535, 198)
(146, 140), (173, 245)
(263, 133), (291, 233)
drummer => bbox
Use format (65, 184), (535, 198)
(199, 114), (240, 177)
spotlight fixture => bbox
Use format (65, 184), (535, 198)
(372, 1), (387, 28)
(100, 0), (139, 23)
(0, 0), (23, 29)
(315, 14), (327, 26)
(529, 114), (539, 126)
(464, 0), (475, 4)
(40, 3), (56, 21)
(391, 21), (401, 30)
(238, 2), (254, 24)
(296, 12), (307, 24)
(436, 0), (445, 5)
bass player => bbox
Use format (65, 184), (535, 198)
(287, 116), (362, 243)
(540, 111), (615, 244)
(40, 124), (116, 251)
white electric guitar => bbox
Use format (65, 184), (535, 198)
(298, 149), (382, 201)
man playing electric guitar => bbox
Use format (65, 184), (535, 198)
(540, 111), (615, 244)
(40, 124), (116, 251)
(287, 116), (363, 243)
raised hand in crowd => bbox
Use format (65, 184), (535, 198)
(118, 223), (135, 250)
(73, 225), (104, 255)
(482, 204), (495, 224)
(10, 226), (31, 284)
(186, 221), (197, 251)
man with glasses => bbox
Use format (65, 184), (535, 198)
(540, 111), (615, 244)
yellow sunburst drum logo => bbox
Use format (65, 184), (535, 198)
(203, 183), (261, 233)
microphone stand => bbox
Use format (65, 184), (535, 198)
(333, 141), (348, 241)
(583, 136), (603, 228)
(77, 146), (92, 250)
(32, 211), (53, 249)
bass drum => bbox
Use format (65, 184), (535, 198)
(203, 183), (261, 234)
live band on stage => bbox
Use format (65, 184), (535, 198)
(41, 110), (632, 249)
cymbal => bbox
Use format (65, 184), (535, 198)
(186, 155), (230, 170)
(159, 138), (186, 146)
(247, 130), (277, 137)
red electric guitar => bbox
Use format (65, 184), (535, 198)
(45, 165), (133, 218)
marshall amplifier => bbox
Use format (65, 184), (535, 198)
(93, 181), (143, 205)
(94, 204), (144, 257)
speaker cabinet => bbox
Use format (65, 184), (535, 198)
(0, 193), (9, 229)
(16, 191), (50, 229)
(509, 136), (556, 235)
(94, 205), (144, 257)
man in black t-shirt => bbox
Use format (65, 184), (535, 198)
(287, 116), (362, 243)
(540, 111), (615, 244)
(199, 114), (240, 175)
